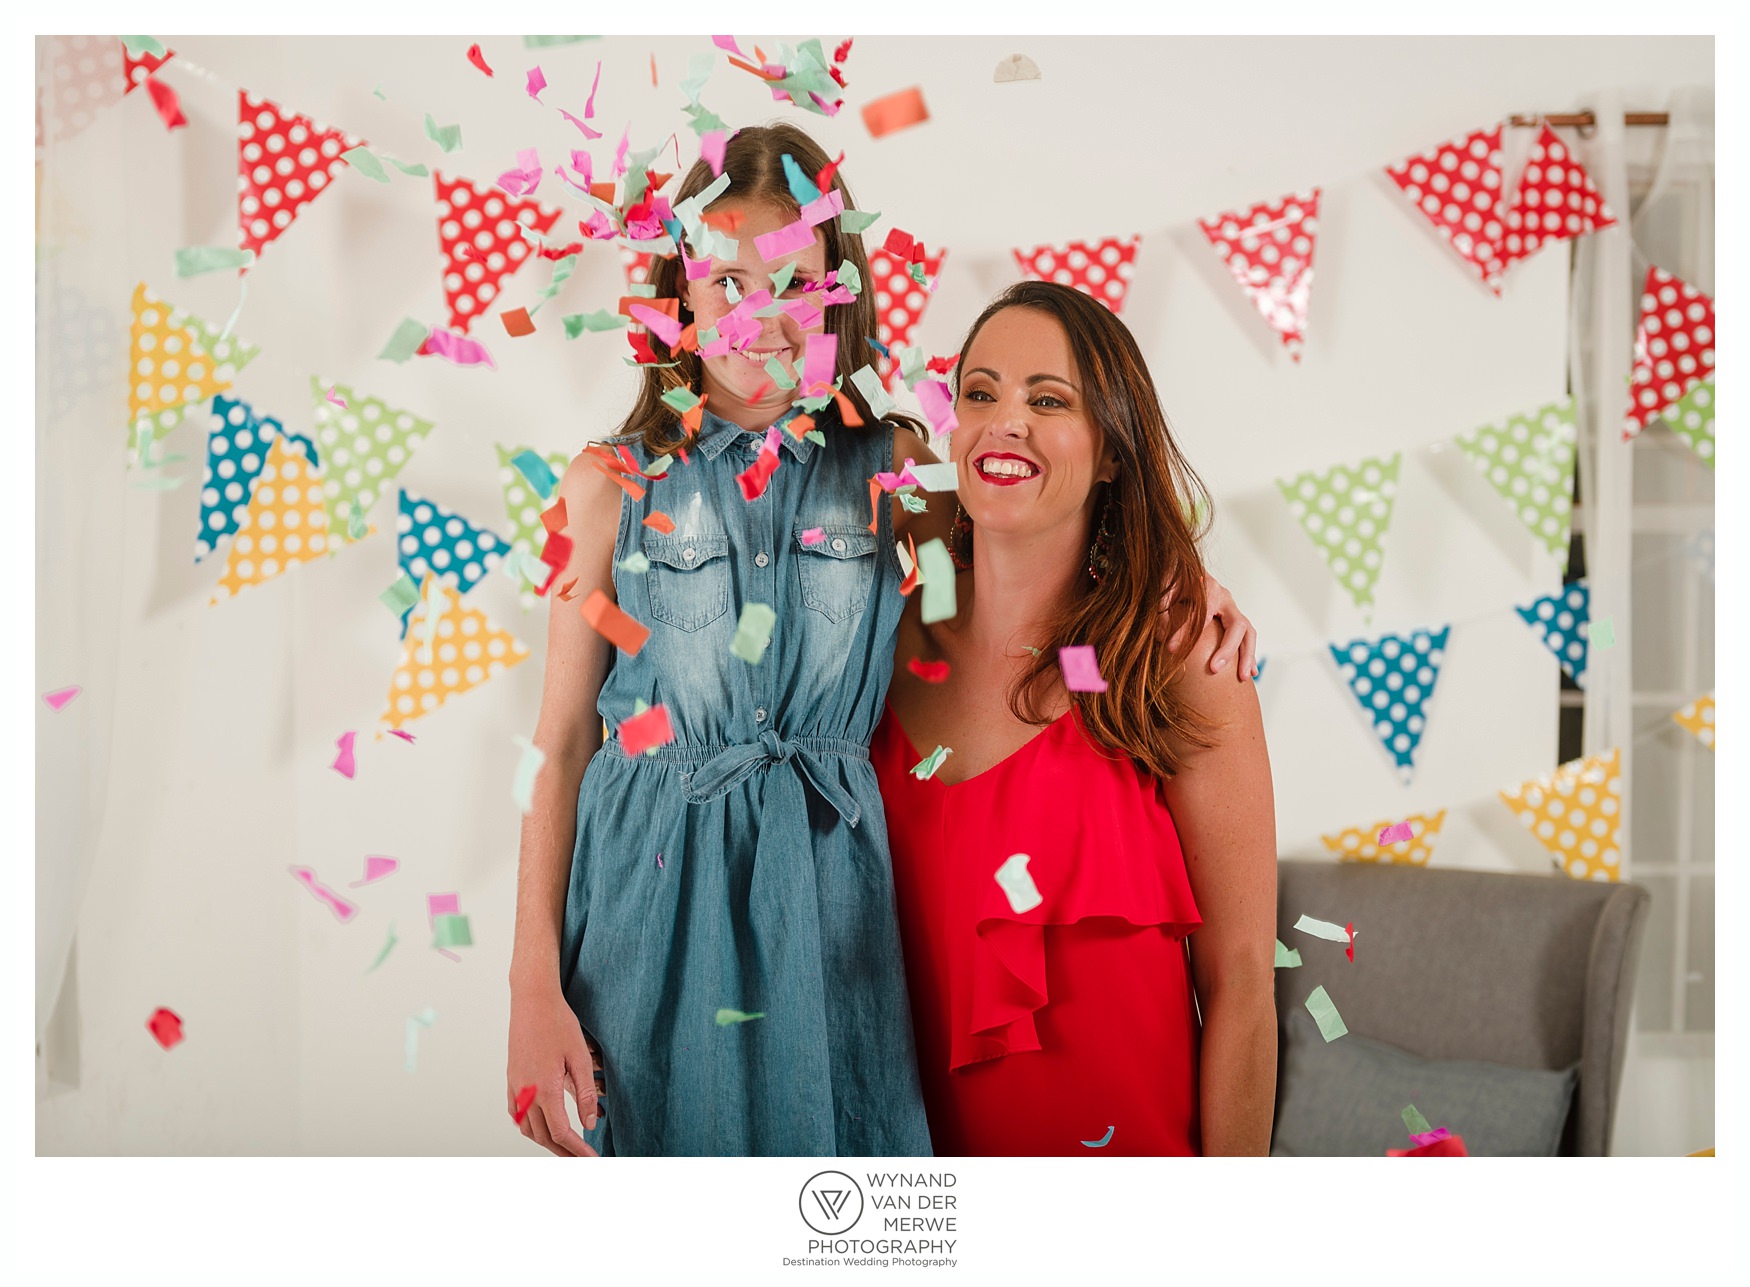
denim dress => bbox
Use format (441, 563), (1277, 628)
(559, 405), (934, 1156)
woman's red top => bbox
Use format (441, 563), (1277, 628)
(872, 702), (1203, 1157)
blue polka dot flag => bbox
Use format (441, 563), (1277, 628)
(395, 489), (507, 637)
(1516, 579), (1589, 687)
(197, 394), (319, 563)
(1328, 626), (1451, 783)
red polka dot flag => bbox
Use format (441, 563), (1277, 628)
(1384, 124), (1508, 294)
(1498, 124), (1617, 275)
(122, 40), (173, 94)
(1624, 265), (1715, 441)
(872, 247), (947, 392)
(434, 172), (562, 334)
(1012, 235), (1140, 315)
(1197, 190), (1320, 361)
(237, 90), (362, 262)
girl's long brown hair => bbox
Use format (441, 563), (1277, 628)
(951, 280), (1220, 781)
(617, 121), (918, 452)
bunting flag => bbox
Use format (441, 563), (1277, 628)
(1671, 692), (1715, 751)
(380, 575), (531, 732)
(198, 395), (319, 563)
(39, 35), (129, 144)
(872, 244), (946, 391)
(1497, 124), (1617, 274)
(127, 282), (261, 454)
(1384, 124), (1508, 293)
(122, 40), (174, 93)
(42, 280), (120, 424)
(1454, 397), (1577, 568)
(1276, 452), (1402, 617)
(1320, 810), (1447, 866)
(1012, 235), (1140, 315)
(1624, 266), (1715, 440)
(1658, 377), (1715, 469)
(238, 90), (362, 261)
(435, 171), (562, 333)
(312, 377), (434, 536)
(395, 490), (507, 636)
(1515, 580), (1589, 687)
(1499, 747), (1622, 882)
(1196, 192), (1319, 360)
(621, 247), (657, 289)
(1329, 627), (1449, 783)
(209, 436), (342, 603)
(498, 445), (573, 605)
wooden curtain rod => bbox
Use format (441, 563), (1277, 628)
(1509, 112), (1669, 128)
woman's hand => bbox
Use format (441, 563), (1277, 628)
(1164, 574), (1258, 680)
(508, 981), (603, 1157)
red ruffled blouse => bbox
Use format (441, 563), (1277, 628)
(872, 702), (1203, 1156)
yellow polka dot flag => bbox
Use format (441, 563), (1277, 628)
(1499, 747), (1622, 882)
(209, 436), (346, 603)
(1671, 691), (1715, 750)
(380, 575), (530, 731)
(127, 282), (259, 453)
(1320, 810), (1447, 866)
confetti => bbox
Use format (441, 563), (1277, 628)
(730, 603), (778, 665)
(1274, 939), (1302, 968)
(1081, 1125), (1115, 1148)
(579, 590), (651, 657)
(366, 923), (398, 973)
(910, 744), (952, 782)
(122, 35), (167, 57)
(146, 1007), (185, 1050)
(1304, 985), (1348, 1042)
(1410, 1127), (1454, 1148)
(419, 326), (497, 369)
(801, 527), (825, 546)
(466, 42), (494, 76)
(433, 914), (474, 949)
(1377, 821), (1414, 846)
(405, 1007), (438, 1073)
(907, 462), (958, 492)
(331, 731), (358, 780)
(513, 1084), (538, 1124)
(1345, 921), (1356, 963)
(341, 146), (391, 183)
(289, 866), (360, 923)
(509, 449), (560, 501)
(993, 53), (1042, 82)
(144, 75), (186, 130)
(643, 511), (676, 533)
(1387, 1135), (1469, 1157)
(563, 310), (628, 336)
(1293, 914), (1353, 943)
(907, 658), (949, 683)
(424, 113), (463, 154)
(42, 686), (81, 712)
(378, 317), (430, 363)
(619, 703), (676, 756)
(617, 552), (650, 574)
(512, 735), (545, 812)
(173, 245), (256, 277)
(1401, 1105), (1433, 1137)
(348, 855), (399, 888)
(916, 538), (957, 624)
(379, 572), (421, 619)
(715, 1008), (766, 1026)
(500, 306), (535, 337)
(1058, 645), (1108, 693)
(861, 86), (929, 138)
(994, 852), (1044, 914)
(388, 730), (416, 744)
(1591, 617), (1616, 649)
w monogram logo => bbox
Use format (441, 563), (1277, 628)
(799, 1170), (864, 1235)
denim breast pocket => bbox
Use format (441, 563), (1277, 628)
(643, 532), (731, 631)
(796, 526), (877, 624)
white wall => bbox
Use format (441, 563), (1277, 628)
(36, 33), (1713, 1155)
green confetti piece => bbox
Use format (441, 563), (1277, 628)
(404, 1006), (438, 1073)
(850, 364), (898, 420)
(563, 310), (628, 338)
(1022, 645), (1043, 657)
(121, 35), (166, 57)
(804, 430), (826, 446)
(897, 488), (927, 514)
(389, 156), (429, 177)
(1590, 617), (1615, 648)
(432, 913), (473, 949)
(628, 282), (659, 299)
(372, 84), (387, 100)
(379, 572), (421, 617)
(617, 551), (650, 574)
(910, 744), (952, 780)
(314, 378), (433, 535)
(680, 51), (715, 105)
(1304, 985), (1348, 1042)
(1455, 398), (1577, 569)
(908, 462), (958, 492)
(683, 101), (727, 135)
(1276, 452), (1401, 619)
(917, 538), (957, 624)
(641, 454), (672, 479)
(366, 923), (398, 973)
(423, 113), (463, 154)
(661, 387), (702, 415)
(378, 317), (430, 363)
(511, 735), (545, 813)
(1274, 939), (1302, 968)
(342, 145), (390, 183)
(173, 245), (256, 277)
(839, 209), (882, 234)
(765, 356), (798, 390)
(1293, 913), (1350, 942)
(348, 505), (369, 541)
(834, 259), (862, 296)
(509, 449), (559, 500)
(523, 35), (599, 47)
(1402, 1104), (1432, 1137)
(529, 254), (581, 315)
(500, 548), (550, 592)
(768, 261), (799, 295)
(1659, 378), (1714, 470)
(730, 603), (778, 665)
(715, 1008), (766, 1026)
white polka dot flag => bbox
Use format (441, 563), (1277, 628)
(1671, 691), (1715, 751)
(1624, 266), (1715, 441)
(379, 575), (530, 733)
(1320, 809), (1447, 866)
(1659, 378), (1715, 469)
(311, 377), (434, 537)
(237, 90), (362, 262)
(1328, 626), (1449, 784)
(873, 245), (948, 392)
(1454, 397), (1577, 570)
(1276, 452), (1402, 619)
(395, 489), (507, 636)
(1196, 190), (1320, 360)
(1384, 124), (1508, 294)
(434, 171), (562, 334)
(199, 394), (322, 563)
(1497, 124), (1616, 275)
(208, 435), (337, 604)
(127, 282), (261, 455)
(1012, 234), (1140, 315)
(1515, 579), (1590, 687)
(497, 445), (574, 607)
(1499, 747), (1622, 882)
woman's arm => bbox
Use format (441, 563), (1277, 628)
(506, 453), (621, 1157)
(1162, 618), (1279, 1156)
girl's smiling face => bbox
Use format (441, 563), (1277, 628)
(683, 198), (828, 416)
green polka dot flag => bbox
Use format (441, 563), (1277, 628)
(311, 376), (434, 537)
(497, 443), (573, 607)
(1276, 452), (1401, 619)
(1659, 379), (1714, 470)
(1455, 397), (1576, 571)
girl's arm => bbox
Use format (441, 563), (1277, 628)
(1162, 618), (1279, 1156)
(506, 453), (621, 1157)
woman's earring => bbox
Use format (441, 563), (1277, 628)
(1087, 489), (1115, 584)
(950, 503), (974, 571)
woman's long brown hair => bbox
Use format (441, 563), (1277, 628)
(616, 121), (918, 452)
(951, 280), (1220, 781)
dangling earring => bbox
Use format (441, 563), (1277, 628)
(950, 502), (974, 571)
(1087, 487), (1116, 584)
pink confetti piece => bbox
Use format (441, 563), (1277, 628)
(557, 107), (602, 140)
(419, 326), (498, 370)
(1411, 1127), (1453, 1147)
(584, 60), (603, 117)
(42, 685), (81, 712)
(799, 188), (845, 228)
(803, 333), (837, 392)
(324, 385), (347, 409)
(629, 302), (682, 347)
(147, 1006), (185, 1050)
(331, 730), (358, 779)
(754, 217), (818, 263)
(656, 853), (665, 869)
(1058, 645), (1109, 693)
(874, 460), (923, 492)
(801, 528), (825, 545)
(783, 298), (824, 331)
(712, 34), (746, 57)
(915, 378), (959, 437)
(525, 65), (547, 103)
(348, 855), (399, 888)
(701, 129), (727, 176)
(612, 125), (630, 177)
(1377, 821), (1414, 846)
(387, 730), (416, 743)
(289, 866), (360, 922)
(496, 147), (543, 198)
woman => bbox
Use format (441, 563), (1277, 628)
(874, 281), (1278, 1155)
(505, 124), (1259, 1156)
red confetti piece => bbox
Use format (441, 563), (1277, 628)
(145, 75), (187, 130)
(619, 703), (676, 756)
(1345, 921), (1356, 963)
(736, 445), (781, 502)
(513, 1083), (538, 1124)
(833, 37), (853, 63)
(1387, 1134), (1469, 1158)
(908, 658), (950, 683)
(466, 42), (494, 76)
(146, 1007), (185, 1050)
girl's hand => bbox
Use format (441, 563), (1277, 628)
(508, 982), (603, 1157)
(1163, 574), (1259, 680)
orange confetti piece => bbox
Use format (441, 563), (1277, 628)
(861, 86), (930, 139)
(680, 393), (709, 434)
(643, 511), (676, 534)
(702, 209), (745, 233)
(580, 589), (651, 656)
(827, 384), (864, 427)
(650, 52), (658, 86)
(676, 322), (699, 352)
(541, 498), (568, 533)
(868, 479), (882, 534)
(556, 577), (580, 601)
(500, 306), (535, 337)
(899, 534), (920, 595)
(728, 55), (783, 81)
(589, 181), (617, 203)
(786, 413), (815, 441)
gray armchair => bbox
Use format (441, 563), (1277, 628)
(1272, 859), (1650, 1156)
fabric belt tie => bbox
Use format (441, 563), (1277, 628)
(679, 731), (864, 826)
